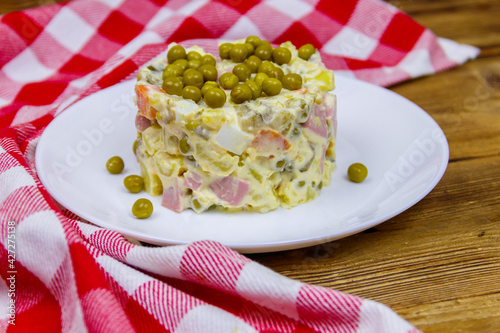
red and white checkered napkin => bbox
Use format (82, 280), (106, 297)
(0, 0), (478, 331)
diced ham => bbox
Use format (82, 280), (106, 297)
(183, 170), (202, 191)
(250, 129), (290, 154)
(161, 179), (186, 213)
(209, 176), (250, 206)
(135, 85), (165, 120)
(135, 113), (151, 132)
(302, 94), (336, 138)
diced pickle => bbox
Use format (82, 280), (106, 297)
(179, 136), (191, 154)
(250, 169), (263, 183)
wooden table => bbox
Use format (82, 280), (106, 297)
(2, 0), (499, 331)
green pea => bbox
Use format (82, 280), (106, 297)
(257, 61), (274, 75)
(132, 198), (153, 219)
(179, 136), (191, 154)
(245, 36), (262, 48)
(132, 140), (138, 154)
(267, 66), (284, 80)
(198, 64), (218, 82)
(123, 175), (144, 193)
(201, 81), (219, 96)
(231, 83), (252, 104)
(348, 163), (368, 183)
(245, 55), (262, 73)
(201, 54), (217, 66)
(167, 45), (186, 64)
(219, 72), (239, 90)
(187, 50), (202, 61)
(254, 44), (272, 61)
(162, 64), (183, 79)
(204, 88), (226, 108)
(186, 59), (201, 70)
(106, 156), (124, 174)
(182, 85), (202, 103)
(261, 40), (272, 49)
(232, 63), (251, 82)
(245, 80), (262, 99)
(254, 72), (269, 86)
(183, 69), (204, 88)
(172, 58), (188, 71)
(298, 44), (316, 60)
(282, 73), (303, 90)
(230, 44), (248, 63)
(262, 78), (282, 96)
(272, 47), (292, 65)
(219, 43), (232, 59)
(162, 76), (184, 96)
(244, 42), (254, 56)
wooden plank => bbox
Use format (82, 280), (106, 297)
(250, 155), (500, 331)
(0, 0), (67, 14)
(389, 0), (500, 48)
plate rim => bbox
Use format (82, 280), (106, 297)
(35, 75), (449, 253)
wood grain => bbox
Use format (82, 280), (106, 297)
(0, 0), (66, 14)
(1, 0), (499, 331)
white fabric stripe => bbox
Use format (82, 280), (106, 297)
(437, 37), (480, 64)
(173, 305), (258, 333)
(0, 166), (36, 208)
(45, 7), (95, 53)
(95, 255), (154, 295)
(235, 261), (301, 321)
(3, 48), (55, 82)
(356, 299), (415, 333)
(0, 98), (9, 108)
(16, 210), (69, 287)
(125, 245), (185, 279)
(266, 0), (314, 20)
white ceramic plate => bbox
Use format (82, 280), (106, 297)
(36, 76), (449, 253)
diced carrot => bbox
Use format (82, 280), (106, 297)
(251, 129), (291, 152)
(135, 85), (165, 120)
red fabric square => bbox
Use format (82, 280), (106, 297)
(98, 11), (143, 45)
(317, 0), (358, 25)
(16, 81), (67, 106)
(60, 54), (103, 75)
(215, 0), (260, 14)
(379, 12), (425, 52)
(97, 59), (137, 89)
(1, 12), (43, 46)
(168, 17), (213, 42)
(70, 243), (110, 297)
(275, 22), (321, 49)
(346, 58), (381, 70)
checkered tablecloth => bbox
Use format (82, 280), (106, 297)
(0, 0), (478, 331)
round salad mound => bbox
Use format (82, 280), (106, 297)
(133, 36), (336, 214)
